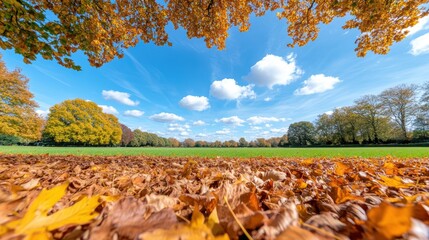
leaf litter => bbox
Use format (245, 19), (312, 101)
(0, 154), (428, 240)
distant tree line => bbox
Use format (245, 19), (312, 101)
(1, 55), (428, 147)
(287, 83), (429, 146)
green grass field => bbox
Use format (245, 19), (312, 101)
(0, 146), (427, 158)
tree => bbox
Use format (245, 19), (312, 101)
(2, 1), (427, 69)
(238, 137), (248, 147)
(43, 99), (121, 145)
(354, 95), (391, 143)
(379, 84), (418, 140)
(287, 121), (316, 146)
(168, 138), (180, 147)
(120, 124), (134, 146)
(0, 56), (43, 142)
(182, 138), (195, 147)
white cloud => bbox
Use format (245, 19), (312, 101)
(216, 128), (231, 135)
(193, 120), (206, 126)
(180, 132), (189, 136)
(270, 127), (288, 133)
(294, 74), (341, 95)
(196, 133), (207, 137)
(265, 124), (272, 128)
(410, 33), (429, 56)
(245, 54), (302, 89)
(210, 78), (255, 100)
(150, 112), (184, 122)
(102, 90), (139, 106)
(251, 126), (262, 131)
(168, 123), (191, 132)
(124, 110), (144, 117)
(247, 116), (286, 125)
(405, 16), (429, 36)
(324, 110), (334, 115)
(98, 105), (119, 115)
(264, 97), (272, 102)
(36, 109), (50, 118)
(216, 116), (245, 126)
(179, 95), (210, 111)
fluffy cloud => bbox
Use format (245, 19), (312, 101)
(193, 120), (206, 126)
(36, 109), (50, 118)
(264, 97), (272, 102)
(324, 110), (334, 115)
(124, 110), (144, 117)
(102, 90), (139, 106)
(245, 54), (302, 89)
(168, 123), (191, 132)
(98, 105), (119, 115)
(216, 128), (231, 135)
(405, 16), (429, 36)
(149, 112), (184, 122)
(180, 132), (189, 136)
(216, 116), (245, 126)
(410, 33), (429, 56)
(196, 133), (207, 137)
(247, 116), (286, 125)
(294, 74), (341, 95)
(270, 127), (288, 133)
(179, 95), (210, 111)
(210, 78), (255, 100)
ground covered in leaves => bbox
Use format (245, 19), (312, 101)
(0, 154), (428, 240)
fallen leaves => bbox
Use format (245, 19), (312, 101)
(0, 154), (428, 239)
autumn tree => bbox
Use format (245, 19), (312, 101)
(0, 55), (43, 143)
(182, 138), (195, 147)
(168, 138), (180, 147)
(120, 124), (134, 146)
(287, 121), (316, 146)
(379, 84), (418, 140)
(2, 1), (427, 70)
(43, 99), (121, 145)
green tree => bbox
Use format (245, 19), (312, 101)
(238, 137), (248, 147)
(287, 121), (316, 146)
(2, 1), (427, 69)
(0, 55), (43, 142)
(43, 99), (121, 145)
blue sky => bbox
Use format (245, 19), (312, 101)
(2, 13), (429, 141)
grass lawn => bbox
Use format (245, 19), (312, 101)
(0, 146), (427, 158)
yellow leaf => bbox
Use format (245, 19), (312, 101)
(191, 205), (205, 227)
(7, 182), (68, 229)
(24, 231), (51, 240)
(334, 162), (348, 176)
(365, 202), (413, 240)
(6, 182), (100, 237)
(378, 176), (413, 188)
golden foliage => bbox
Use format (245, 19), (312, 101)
(1, 1), (428, 69)
(0, 56), (43, 141)
(43, 99), (122, 145)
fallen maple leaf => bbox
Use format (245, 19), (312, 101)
(365, 201), (413, 240)
(4, 182), (100, 237)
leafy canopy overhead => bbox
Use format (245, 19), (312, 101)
(1, 0), (428, 70)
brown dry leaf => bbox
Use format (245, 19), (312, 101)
(256, 203), (299, 239)
(21, 178), (40, 190)
(365, 201), (413, 240)
(276, 226), (320, 240)
(91, 196), (177, 239)
(139, 206), (229, 240)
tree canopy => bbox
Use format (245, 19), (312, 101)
(287, 121), (316, 146)
(1, 0), (427, 70)
(0, 55), (43, 141)
(43, 99), (122, 145)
